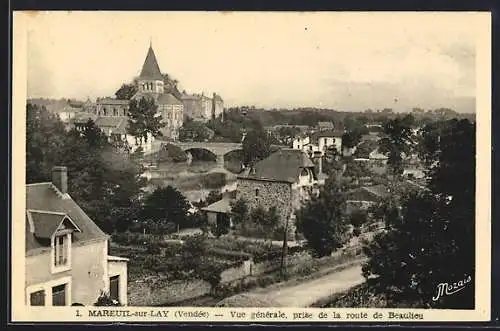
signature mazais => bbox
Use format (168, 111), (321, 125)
(432, 275), (472, 301)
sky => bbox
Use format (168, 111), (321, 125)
(25, 11), (482, 112)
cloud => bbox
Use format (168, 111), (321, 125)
(24, 12), (481, 112)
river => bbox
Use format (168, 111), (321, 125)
(142, 161), (240, 202)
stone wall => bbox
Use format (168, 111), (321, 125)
(128, 279), (211, 306)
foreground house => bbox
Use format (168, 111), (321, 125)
(25, 166), (128, 306)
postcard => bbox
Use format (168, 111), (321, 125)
(11, 11), (491, 323)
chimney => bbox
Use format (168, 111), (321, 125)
(52, 166), (68, 194)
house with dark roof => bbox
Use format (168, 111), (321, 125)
(25, 166), (128, 307)
(235, 149), (321, 240)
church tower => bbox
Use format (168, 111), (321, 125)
(138, 43), (164, 94)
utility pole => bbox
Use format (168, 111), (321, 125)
(280, 216), (289, 280)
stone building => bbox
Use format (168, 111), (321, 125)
(95, 98), (129, 117)
(236, 149), (320, 240)
(25, 166), (128, 306)
(181, 91), (225, 122)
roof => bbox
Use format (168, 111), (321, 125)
(346, 185), (390, 202)
(139, 46), (164, 81)
(95, 116), (128, 134)
(28, 210), (81, 239)
(201, 198), (232, 214)
(238, 149), (316, 183)
(26, 183), (108, 254)
(97, 98), (129, 106)
(71, 112), (98, 124)
(317, 121), (334, 128)
(157, 93), (183, 105)
(314, 130), (344, 138)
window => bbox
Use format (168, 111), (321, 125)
(54, 235), (68, 267)
(255, 189), (259, 197)
(109, 275), (120, 302)
(52, 284), (67, 306)
(301, 168), (309, 177)
(30, 290), (45, 306)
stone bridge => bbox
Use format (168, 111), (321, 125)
(155, 141), (287, 168)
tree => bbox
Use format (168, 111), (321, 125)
(115, 83), (138, 100)
(26, 103), (67, 183)
(295, 177), (350, 257)
(378, 114), (416, 175)
(57, 121), (145, 233)
(26, 105), (145, 233)
(140, 186), (191, 232)
(127, 97), (164, 146)
(322, 146), (344, 176)
(342, 129), (363, 149)
(179, 120), (213, 142)
(230, 198), (248, 229)
(242, 128), (271, 166)
(362, 119), (475, 309)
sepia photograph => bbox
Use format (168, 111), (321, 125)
(11, 11), (491, 322)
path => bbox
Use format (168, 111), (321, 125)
(221, 262), (365, 307)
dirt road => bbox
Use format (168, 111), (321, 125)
(219, 262), (365, 307)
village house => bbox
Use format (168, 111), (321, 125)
(201, 191), (237, 234)
(25, 166), (128, 306)
(236, 149), (321, 240)
(292, 130), (343, 158)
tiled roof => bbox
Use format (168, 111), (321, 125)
(238, 149), (316, 183)
(139, 46), (164, 81)
(26, 183), (108, 254)
(201, 198), (232, 214)
(95, 116), (128, 134)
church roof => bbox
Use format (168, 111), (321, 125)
(158, 93), (183, 106)
(139, 46), (164, 81)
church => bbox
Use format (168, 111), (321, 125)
(131, 44), (184, 141)
(71, 44), (185, 152)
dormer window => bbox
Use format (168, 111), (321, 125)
(27, 210), (81, 275)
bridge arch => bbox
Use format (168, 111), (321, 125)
(183, 147), (218, 163)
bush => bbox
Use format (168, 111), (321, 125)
(94, 291), (121, 306)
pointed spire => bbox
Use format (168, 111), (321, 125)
(139, 43), (163, 81)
